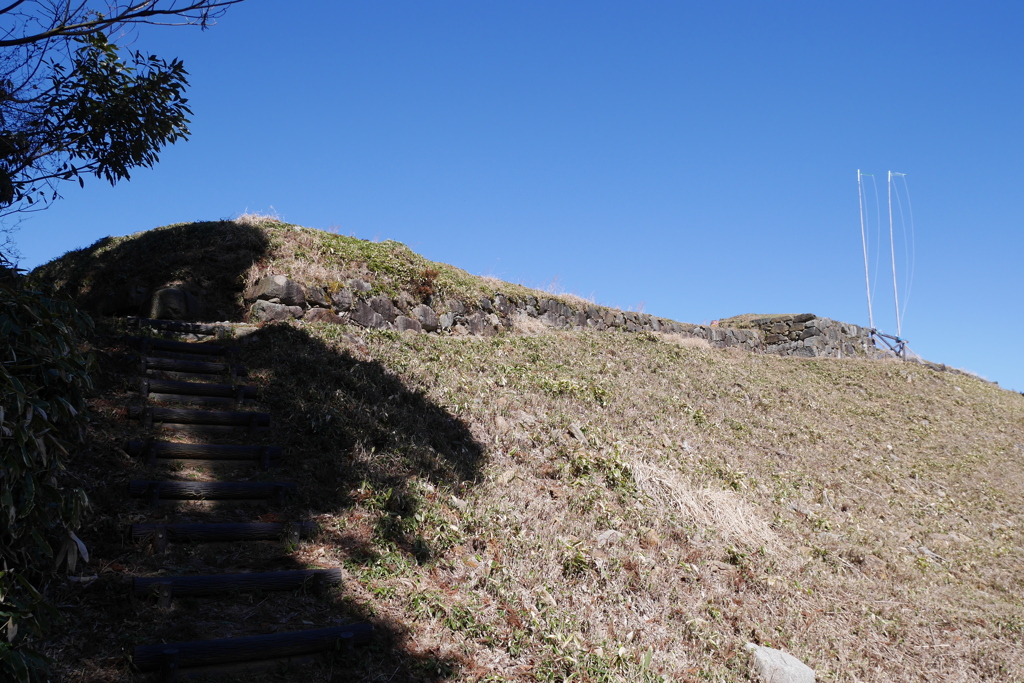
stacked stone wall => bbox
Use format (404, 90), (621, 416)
(232, 274), (879, 360)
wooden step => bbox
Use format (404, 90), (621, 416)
(127, 317), (227, 336)
(134, 568), (342, 604)
(128, 406), (270, 428)
(150, 423), (270, 438)
(141, 378), (257, 400)
(130, 336), (236, 356)
(129, 480), (296, 505)
(141, 357), (246, 377)
(132, 623), (373, 673)
(132, 521), (315, 548)
(128, 440), (281, 467)
(149, 349), (229, 363)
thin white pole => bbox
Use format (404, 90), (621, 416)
(887, 171), (902, 337)
(858, 170), (874, 329)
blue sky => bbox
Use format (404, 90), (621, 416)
(14, 1), (1024, 391)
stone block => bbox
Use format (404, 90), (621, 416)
(368, 295), (396, 323)
(330, 287), (353, 311)
(744, 644), (815, 683)
(468, 312), (497, 336)
(525, 305), (537, 317)
(251, 300), (303, 322)
(246, 275), (306, 307)
(447, 299), (465, 314)
(494, 294), (513, 315)
(351, 300), (387, 329)
(792, 313), (816, 324)
(349, 278), (372, 292)
(411, 304), (439, 332)
(395, 315), (422, 333)
(149, 287), (200, 320)
(439, 312), (456, 330)
(479, 297), (494, 312)
(306, 286), (330, 308)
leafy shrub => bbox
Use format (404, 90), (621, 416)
(0, 279), (93, 681)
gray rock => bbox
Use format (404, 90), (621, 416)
(349, 278), (372, 292)
(396, 291), (416, 312)
(574, 311), (587, 328)
(540, 311), (559, 327)
(479, 297), (494, 313)
(525, 296), (538, 308)
(395, 315), (422, 333)
(149, 287), (199, 320)
(251, 300), (304, 322)
(330, 287), (353, 311)
(493, 294), (513, 315)
(468, 312), (496, 336)
(246, 275), (306, 307)
(306, 286), (330, 308)
(304, 307), (345, 324)
(744, 644), (815, 683)
(447, 299), (465, 315)
(524, 305), (537, 317)
(96, 281), (150, 316)
(439, 312), (456, 330)
(411, 304), (439, 332)
(792, 313), (816, 324)
(351, 300), (386, 329)
(368, 295), (396, 323)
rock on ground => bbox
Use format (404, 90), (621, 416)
(246, 275), (306, 307)
(745, 644), (815, 683)
(251, 300), (304, 322)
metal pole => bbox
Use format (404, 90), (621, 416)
(888, 171), (902, 337)
(858, 170), (874, 329)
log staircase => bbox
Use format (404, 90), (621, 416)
(121, 319), (371, 680)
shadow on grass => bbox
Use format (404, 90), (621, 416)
(58, 322), (485, 682)
(240, 323), (486, 681)
(29, 221), (268, 321)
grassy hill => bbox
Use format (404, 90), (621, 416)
(33, 219), (1024, 682)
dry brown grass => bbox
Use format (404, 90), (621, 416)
(193, 325), (1020, 682)
(33, 223), (1024, 682)
(655, 332), (713, 350)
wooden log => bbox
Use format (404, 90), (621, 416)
(141, 357), (246, 376)
(131, 521), (315, 544)
(132, 623), (373, 672)
(129, 336), (235, 356)
(128, 440), (281, 461)
(127, 317), (226, 335)
(151, 423), (269, 437)
(129, 480), (296, 502)
(149, 349), (229, 363)
(141, 378), (257, 399)
(134, 568), (342, 598)
(147, 394), (242, 408)
(128, 406), (270, 427)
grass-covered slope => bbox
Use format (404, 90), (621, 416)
(253, 327), (1022, 682)
(34, 220), (1024, 682)
(31, 217), (569, 321)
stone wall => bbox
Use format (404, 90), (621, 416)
(743, 314), (879, 359)
(237, 274), (881, 360)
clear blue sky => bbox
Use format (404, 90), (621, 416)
(13, 1), (1024, 392)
